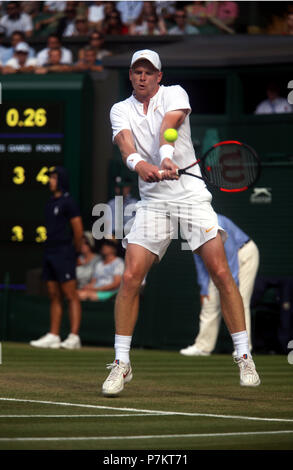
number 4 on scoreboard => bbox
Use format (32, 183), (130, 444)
(36, 166), (55, 185)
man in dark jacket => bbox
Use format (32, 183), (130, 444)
(30, 166), (83, 349)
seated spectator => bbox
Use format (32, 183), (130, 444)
(88, 1), (105, 28)
(132, 13), (166, 35)
(0, 1), (33, 38)
(36, 33), (72, 66)
(78, 238), (124, 302)
(101, 9), (129, 35)
(2, 41), (36, 74)
(56, 2), (77, 37)
(214, 1), (239, 27)
(155, 1), (177, 22)
(71, 14), (93, 36)
(284, 10), (293, 35)
(0, 26), (8, 63)
(116, 1), (144, 27)
(76, 231), (101, 290)
(1, 30), (35, 64)
(129, 1), (167, 35)
(254, 82), (293, 114)
(21, 1), (41, 19)
(107, 176), (138, 236)
(185, 1), (213, 28)
(185, 1), (237, 34)
(35, 48), (73, 74)
(74, 46), (103, 72)
(78, 31), (112, 63)
(43, 1), (66, 13)
(168, 8), (200, 35)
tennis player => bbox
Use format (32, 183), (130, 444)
(102, 49), (260, 396)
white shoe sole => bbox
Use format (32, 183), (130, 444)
(60, 343), (81, 350)
(30, 342), (60, 349)
(102, 371), (133, 398)
(240, 378), (261, 387)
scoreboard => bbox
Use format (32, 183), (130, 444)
(0, 74), (93, 283)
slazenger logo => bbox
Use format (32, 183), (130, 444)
(250, 187), (272, 204)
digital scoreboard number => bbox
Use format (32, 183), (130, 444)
(0, 102), (64, 244)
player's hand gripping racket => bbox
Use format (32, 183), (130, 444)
(161, 140), (261, 192)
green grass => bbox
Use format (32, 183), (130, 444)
(0, 342), (293, 450)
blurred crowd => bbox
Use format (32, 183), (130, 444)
(0, 1), (292, 74)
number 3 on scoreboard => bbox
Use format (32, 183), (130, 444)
(13, 166), (25, 185)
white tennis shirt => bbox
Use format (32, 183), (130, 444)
(110, 84), (212, 203)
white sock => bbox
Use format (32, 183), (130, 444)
(231, 330), (250, 358)
(114, 334), (132, 364)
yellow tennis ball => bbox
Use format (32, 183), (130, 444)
(164, 128), (178, 142)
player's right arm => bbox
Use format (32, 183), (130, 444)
(114, 129), (163, 183)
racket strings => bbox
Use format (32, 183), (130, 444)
(203, 145), (259, 190)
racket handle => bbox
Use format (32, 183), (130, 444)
(159, 169), (180, 175)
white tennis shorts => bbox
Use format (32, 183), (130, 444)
(123, 200), (226, 260)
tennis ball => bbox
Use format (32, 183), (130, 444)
(164, 128), (178, 142)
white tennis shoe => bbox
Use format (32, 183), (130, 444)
(102, 360), (133, 397)
(30, 333), (61, 349)
(60, 334), (81, 350)
(234, 354), (261, 386)
(180, 344), (211, 356)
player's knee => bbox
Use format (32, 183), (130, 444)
(211, 267), (233, 292)
(122, 269), (142, 292)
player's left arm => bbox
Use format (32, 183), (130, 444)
(70, 216), (84, 255)
(159, 109), (188, 177)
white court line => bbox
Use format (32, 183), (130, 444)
(1, 397), (293, 423)
(0, 430), (293, 442)
(0, 414), (163, 418)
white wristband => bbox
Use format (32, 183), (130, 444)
(159, 144), (174, 164)
(126, 153), (144, 171)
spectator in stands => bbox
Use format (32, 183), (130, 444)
(129, 1), (167, 35)
(0, 26), (8, 63)
(116, 1), (144, 27)
(185, 1), (237, 34)
(1, 30), (35, 64)
(101, 8), (129, 35)
(155, 1), (177, 21)
(254, 82), (293, 114)
(88, 1), (105, 28)
(130, 13), (166, 36)
(43, 1), (66, 13)
(21, 1), (41, 20)
(71, 14), (93, 36)
(74, 45), (103, 72)
(78, 31), (112, 63)
(76, 231), (101, 290)
(0, 1), (33, 38)
(2, 41), (37, 74)
(56, 2), (77, 37)
(185, 1), (214, 28)
(35, 48), (73, 74)
(30, 166), (83, 350)
(107, 176), (138, 236)
(78, 238), (124, 302)
(284, 10), (293, 35)
(168, 8), (200, 35)
(36, 33), (72, 66)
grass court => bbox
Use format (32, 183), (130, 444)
(0, 342), (292, 451)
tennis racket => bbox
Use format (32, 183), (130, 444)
(161, 140), (261, 192)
